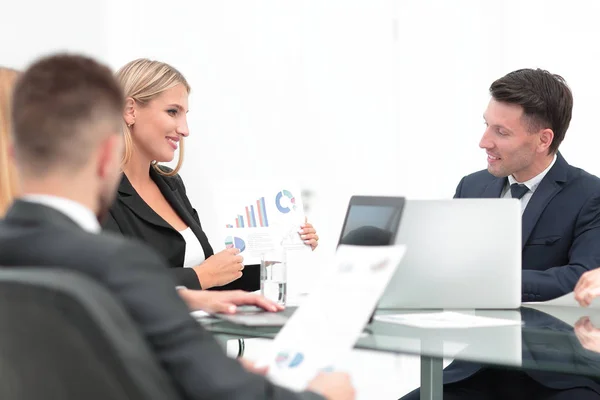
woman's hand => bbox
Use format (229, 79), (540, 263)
(179, 289), (284, 314)
(194, 248), (244, 289)
(300, 217), (319, 251)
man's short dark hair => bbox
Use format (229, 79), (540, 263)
(11, 54), (124, 175)
(490, 68), (573, 154)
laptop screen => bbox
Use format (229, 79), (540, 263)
(338, 196), (405, 246)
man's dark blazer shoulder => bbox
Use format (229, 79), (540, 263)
(454, 168), (498, 198)
(455, 164), (600, 200)
(0, 208), (164, 282)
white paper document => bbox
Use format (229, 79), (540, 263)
(213, 182), (312, 265)
(256, 245), (407, 391)
(374, 311), (523, 329)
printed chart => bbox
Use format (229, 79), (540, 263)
(216, 184), (310, 264)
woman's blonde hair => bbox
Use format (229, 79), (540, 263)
(0, 67), (19, 216)
(115, 59), (191, 177)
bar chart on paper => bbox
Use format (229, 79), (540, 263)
(225, 196), (270, 229)
(217, 184), (309, 265)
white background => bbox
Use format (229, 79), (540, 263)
(3, 1), (600, 397)
(4, 0), (600, 265)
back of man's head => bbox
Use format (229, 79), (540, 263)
(490, 68), (573, 154)
(11, 54), (124, 178)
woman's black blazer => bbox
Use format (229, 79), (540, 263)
(103, 167), (258, 291)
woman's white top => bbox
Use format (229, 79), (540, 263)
(180, 227), (206, 268)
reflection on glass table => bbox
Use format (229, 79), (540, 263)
(198, 305), (600, 399)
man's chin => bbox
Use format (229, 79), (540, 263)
(487, 165), (509, 178)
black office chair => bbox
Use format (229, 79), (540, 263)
(0, 268), (181, 400)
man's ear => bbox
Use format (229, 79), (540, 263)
(123, 97), (136, 126)
(97, 135), (122, 179)
(538, 128), (554, 154)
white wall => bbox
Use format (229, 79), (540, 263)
(4, 0), (600, 269)
(104, 0), (402, 270)
(1, 0), (108, 69)
(392, 0), (600, 202)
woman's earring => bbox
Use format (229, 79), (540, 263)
(127, 122), (134, 128)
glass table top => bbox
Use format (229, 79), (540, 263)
(200, 304), (600, 379)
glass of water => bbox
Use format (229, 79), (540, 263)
(260, 249), (287, 306)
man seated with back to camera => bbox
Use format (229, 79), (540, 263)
(0, 53), (355, 400)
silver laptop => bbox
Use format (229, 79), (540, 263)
(378, 199), (522, 309)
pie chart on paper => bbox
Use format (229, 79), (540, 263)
(225, 236), (246, 252)
(275, 190), (297, 214)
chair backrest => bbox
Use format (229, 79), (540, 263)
(0, 268), (181, 400)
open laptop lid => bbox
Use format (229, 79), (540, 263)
(380, 198), (521, 309)
(337, 196), (406, 247)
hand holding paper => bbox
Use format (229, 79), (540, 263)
(216, 183), (313, 265)
(300, 217), (319, 250)
(195, 248), (244, 289)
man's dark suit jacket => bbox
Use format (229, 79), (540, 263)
(438, 153), (600, 393)
(0, 200), (322, 400)
(103, 167), (259, 292)
(455, 152), (600, 302)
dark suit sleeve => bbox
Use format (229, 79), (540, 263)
(105, 241), (323, 400)
(453, 177), (466, 199)
(172, 268), (203, 290)
(522, 194), (600, 301)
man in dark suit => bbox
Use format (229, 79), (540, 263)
(402, 69), (600, 399)
(455, 68), (600, 304)
(0, 54), (354, 400)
